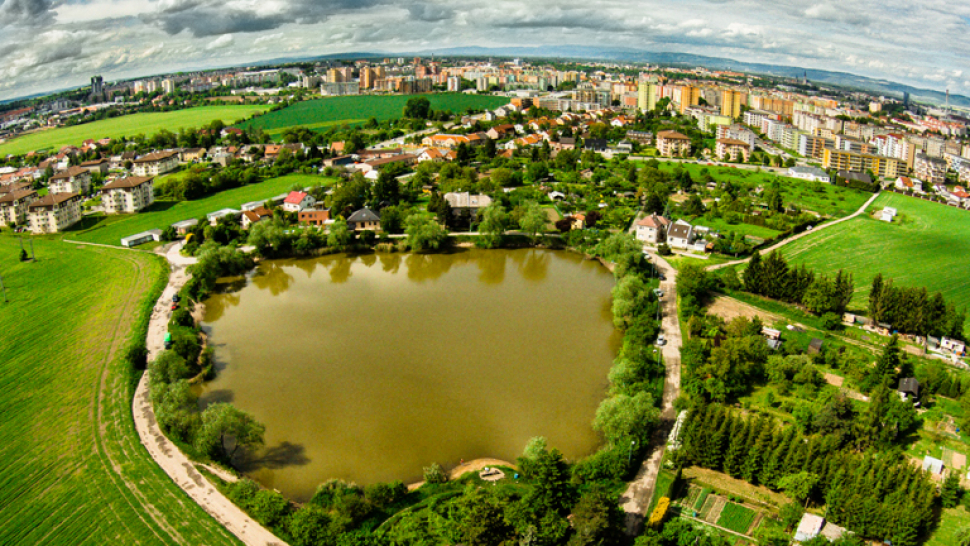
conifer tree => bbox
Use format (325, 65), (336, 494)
(723, 419), (750, 478)
(743, 251), (763, 294)
(742, 419), (773, 484)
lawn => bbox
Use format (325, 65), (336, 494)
(781, 192), (970, 314)
(0, 236), (237, 544)
(69, 174), (334, 246)
(927, 506), (970, 546)
(0, 106), (269, 156)
(237, 93), (510, 137)
(716, 502), (756, 534)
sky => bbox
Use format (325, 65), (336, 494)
(1, 0), (969, 101)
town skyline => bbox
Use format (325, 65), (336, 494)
(2, 0), (969, 101)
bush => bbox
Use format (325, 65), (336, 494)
(287, 506), (335, 546)
(364, 481), (406, 507)
(820, 312), (842, 331)
(225, 478), (260, 511)
(571, 444), (631, 482)
(125, 342), (149, 371)
(251, 489), (291, 528)
(657, 244), (672, 256)
(358, 229), (376, 247)
(423, 462), (448, 484)
(169, 307), (195, 329)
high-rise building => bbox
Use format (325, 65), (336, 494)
(720, 89), (745, 119)
(161, 79), (175, 94)
(327, 68), (343, 83)
(360, 68), (375, 89)
(89, 75), (104, 101)
(447, 76), (461, 92)
(637, 81), (657, 112)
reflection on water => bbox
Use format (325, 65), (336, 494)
(201, 249), (618, 501)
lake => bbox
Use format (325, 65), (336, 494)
(200, 248), (620, 501)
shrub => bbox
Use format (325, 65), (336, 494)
(364, 481), (406, 507)
(423, 462), (448, 484)
(820, 312), (842, 331)
(358, 229), (376, 247)
(657, 244), (672, 256)
(125, 342), (149, 371)
(251, 489), (291, 528)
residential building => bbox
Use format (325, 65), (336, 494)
(100, 176), (155, 214)
(282, 191), (315, 213)
(321, 82), (360, 96)
(914, 154), (947, 186)
(180, 148), (207, 163)
(298, 207), (331, 227)
(0, 189), (38, 225)
(637, 81), (657, 112)
(823, 147), (903, 178)
(715, 138), (751, 162)
(895, 177), (922, 192)
(787, 166), (830, 183)
(346, 207), (381, 231)
(838, 170), (873, 185)
(798, 134), (830, 160)
(716, 124), (756, 150)
(207, 209), (241, 226)
(27, 192), (82, 233)
(132, 151), (179, 176)
(241, 206), (273, 229)
(79, 158), (109, 175)
(49, 166), (92, 194)
(443, 192), (492, 217)
(666, 219), (693, 249)
(634, 214), (670, 244)
(656, 130), (691, 157)
(720, 89), (745, 119)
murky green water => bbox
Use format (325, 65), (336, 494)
(200, 249), (619, 501)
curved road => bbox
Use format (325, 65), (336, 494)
(707, 191), (881, 271)
(133, 243), (287, 546)
(620, 251), (683, 535)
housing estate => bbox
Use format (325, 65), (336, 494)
(656, 130), (691, 157)
(27, 192), (83, 233)
(0, 189), (38, 225)
(101, 176), (155, 214)
(132, 151), (179, 176)
(49, 166), (92, 194)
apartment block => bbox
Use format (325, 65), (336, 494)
(101, 176), (155, 214)
(27, 193), (83, 233)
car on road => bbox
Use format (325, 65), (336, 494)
(172, 294), (181, 303)
(658, 273), (666, 281)
(653, 289), (664, 298)
(656, 334), (666, 346)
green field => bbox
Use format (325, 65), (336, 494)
(928, 506), (970, 546)
(0, 236), (237, 544)
(782, 193), (970, 312)
(237, 93), (510, 137)
(715, 502), (756, 534)
(0, 106), (269, 156)
(70, 174), (333, 246)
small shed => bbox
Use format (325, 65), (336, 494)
(120, 229), (163, 248)
(171, 219), (199, 235)
(898, 378), (920, 399)
(923, 455), (945, 476)
(808, 338), (824, 354)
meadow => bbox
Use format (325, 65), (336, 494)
(236, 93), (510, 137)
(0, 236), (237, 544)
(0, 105), (269, 156)
(781, 192), (970, 313)
(70, 173), (334, 246)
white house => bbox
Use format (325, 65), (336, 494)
(788, 166), (830, 183)
(132, 151), (179, 177)
(666, 219), (694, 249)
(634, 214), (670, 244)
(282, 191), (315, 213)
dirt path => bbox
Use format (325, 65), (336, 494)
(707, 191), (881, 271)
(620, 252), (683, 535)
(133, 242), (287, 546)
(406, 458), (517, 491)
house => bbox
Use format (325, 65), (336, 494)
(666, 219), (693, 249)
(584, 138), (608, 152)
(941, 337), (967, 356)
(323, 155), (357, 167)
(548, 191), (566, 201)
(922, 455), (945, 477)
(839, 170), (872, 185)
(241, 200), (267, 211)
(49, 166), (92, 194)
(0, 189), (38, 225)
(656, 130), (691, 157)
(895, 176), (919, 192)
(282, 191), (315, 213)
(443, 192), (492, 217)
(793, 513), (847, 544)
(27, 192), (83, 233)
(171, 219), (199, 236)
(788, 166), (830, 183)
(634, 214), (670, 244)
(346, 207), (381, 231)
(626, 130), (653, 145)
(180, 148), (207, 163)
(207, 208), (241, 226)
(763, 327), (783, 351)
(418, 148), (457, 163)
(79, 158), (109, 175)
(132, 151), (179, 176)
(927, 335), (942, 352)
(241, 206), (272, 229)
(120, 229), (163, 248)
(571, 214), (586, 230)
(361, 154), (417, 172)
(898, 378), (920, 401)
(808, 338), (824, 354)
(552, 137), (576, 152)
(299, 206), (331, 227)
(715, 138), (751, 162)
(486, 124), (515, 140)
(101, 176), (155, 214)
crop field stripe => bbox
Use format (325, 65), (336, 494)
(0, 106), (268, 157)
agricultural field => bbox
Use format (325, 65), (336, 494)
(236, 93), (510, 137)
(70, 174), (334, 246)
(0, 105), (269, 156)
(716, 502), (756, 534)
(781, 192), (970, 313)
(0, 236), (236, 545)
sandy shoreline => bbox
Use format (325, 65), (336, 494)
(406, 458), (518, 491)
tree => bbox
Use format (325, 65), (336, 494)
(196, 402), (266, 463)
(477, 203), (508, 248)
(423, 462), (447, 484)
(287, 506), (335, 546)
(405, 212), (448, 252)
(456, 486), (514, 546)
(404, 97), (432, 119)
(518, 201), (547, 245)
(567, 487), (624, 546)
(327, 217), (353, 250)
(865, 335), (901, 390)
(593, 391), (660, 446)
(247, 219), (287, 257)
(942, 472), (963, 508)
(777, 472), (819, 507)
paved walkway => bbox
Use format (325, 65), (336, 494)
(132, 242), (287, 546)
(707, 191), (881, 271)
(620, 252), (683, 535)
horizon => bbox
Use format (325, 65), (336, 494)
(1, 1), (969, 101)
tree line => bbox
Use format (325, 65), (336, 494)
(678, 403), (938, 546)
(869, 274), (965, 340)
(742, 250), (854, 317)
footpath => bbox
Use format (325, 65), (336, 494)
(620, 252), (683, 535)
(132, 242), (288, 546)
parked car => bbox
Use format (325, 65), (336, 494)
(171, 302), (178, 311)
(658, 273), (666, 281)
(656, 334), (666, 346)
(172, 294), (181, 303)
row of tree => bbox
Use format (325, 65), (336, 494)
(743, 250), (854, 317)
(678, 403), (938, 546)
(869, 274), (965, 340)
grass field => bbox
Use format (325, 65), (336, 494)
(782, 192), (970, 313)
(70, 174), (333, 246)
(715, 502), (756, 534)
(928, 506), (970, 546)
(0, 236), (237, 544)
(237, 93), (510, 137)
(0, 106), (269, 156)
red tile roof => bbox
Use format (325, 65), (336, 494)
(284, 191), (308, 204)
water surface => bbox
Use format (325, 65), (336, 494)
(201, 249), (619, 500)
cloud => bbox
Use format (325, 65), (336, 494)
(0, 0), (55, 26)
(206, 33), (233, 50)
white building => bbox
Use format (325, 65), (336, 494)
(27, 193), (83, 233)
(132, 151), (179, 177)
(788, 166), (831, 183)
(101, 176), (155, 214)
(49, 166), (92, 194)
(634, 214), (670, 244)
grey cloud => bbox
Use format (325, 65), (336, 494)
(0, 0), (55, 26)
